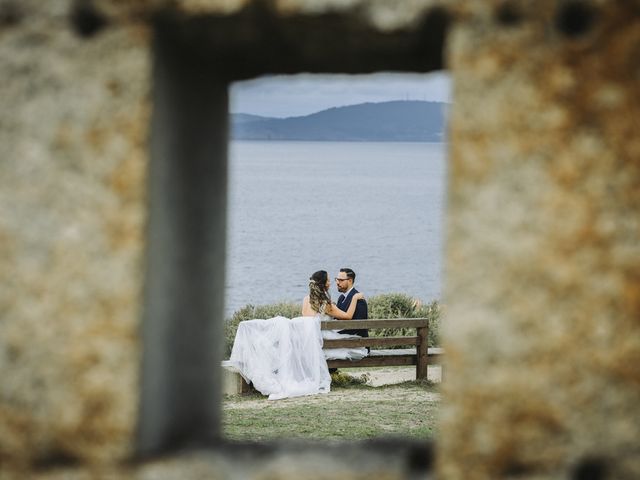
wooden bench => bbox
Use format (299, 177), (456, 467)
(236, 317), (443, 394)
(321, 318), (443, 380)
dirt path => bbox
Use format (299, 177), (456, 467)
(364, 365), (442, 387)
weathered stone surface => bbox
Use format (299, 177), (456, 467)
(439, 2), (640, 479)
(0, 1), (149, 468)
(91, 0), (447, 32)
(0, 442), (432, 479)
(99, 0), (450, 78)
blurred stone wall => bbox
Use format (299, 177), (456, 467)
(1, 0), (639, 479)
(0, 0), (149, 469)
(440, 1), (640, 479)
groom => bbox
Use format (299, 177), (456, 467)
(335, 268), (369, 338)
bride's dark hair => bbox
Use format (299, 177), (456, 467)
(309, 270), (331, 314)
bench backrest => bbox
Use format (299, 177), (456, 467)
(320, 318), (429, 349)
(320, 318), (429, 330)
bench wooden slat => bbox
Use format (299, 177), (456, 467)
(323, 336), (419, 348)
(327, 355), (417, 368)
(327, 349), (443, 369)
(321, 318), (429, 330)
(368, 347), (443, 357)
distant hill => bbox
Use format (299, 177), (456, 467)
(233, 113), (272, 124)
(231, 100), (448, 142)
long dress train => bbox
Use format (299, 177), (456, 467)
(222, 314), (367, 400)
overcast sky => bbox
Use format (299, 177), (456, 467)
(230, 71), (451, 118)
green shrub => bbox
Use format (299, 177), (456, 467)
(367, 293), (441, 348)
(224, 294), (441, 357)
(330, 371), (370, 388)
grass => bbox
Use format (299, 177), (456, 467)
(222, 378), (440, 442)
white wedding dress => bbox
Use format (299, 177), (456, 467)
(222, 314), (367, 400)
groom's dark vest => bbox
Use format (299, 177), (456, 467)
(336, 288), (369, 338)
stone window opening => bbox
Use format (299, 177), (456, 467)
(135, 4), (450, 475)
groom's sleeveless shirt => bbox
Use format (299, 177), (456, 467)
(336, 288), (369, 337)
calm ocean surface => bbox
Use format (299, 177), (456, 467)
(225, 141), (448, 316)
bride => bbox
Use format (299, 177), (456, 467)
(302, 270), (365, 318)
(223, 270), (367, 400)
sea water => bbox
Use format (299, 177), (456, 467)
(226, 140), (447, 316)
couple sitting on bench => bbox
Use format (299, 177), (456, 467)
(222, 268), (369, 400)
